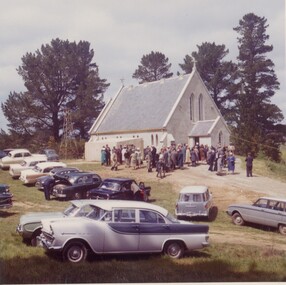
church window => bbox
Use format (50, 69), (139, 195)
(218, 131), (223, 144)
(156, 134), (158, 146)
(199, 94), (203, 120)
(151, 134), (154, 146)
(190, 94), (194, 120)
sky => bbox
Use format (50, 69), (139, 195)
(0, 0), (285, 131)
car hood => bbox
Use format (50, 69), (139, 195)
(90, 188), (116, 196)
(20, 211), (63, 224)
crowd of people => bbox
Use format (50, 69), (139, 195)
(99, 142), (251, 177)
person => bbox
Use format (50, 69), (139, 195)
(101, 147), (106, 166)
(227, 152), (235, 174)
(245, 153), (254, 177)
(145, 148), (153, 172)
(111, 149), (118, 171)
(43, 176), (55, 200)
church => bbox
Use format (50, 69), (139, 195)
(85, 66), (230, 161)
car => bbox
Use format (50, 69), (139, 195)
(16, 200), (102, 246)
(86, 178), (151, 201)
(35, 167), (80, 190)
(0, 148), (47, 170)
(52, 172), (102, 200)
(226, 197), (286, 235)
(19, 161), (67, 185)
(38, 200), (210, 263)
(39, 149), (59, 161)
(9, 157), (48, 179)
(175, 186), (213, 220)
(0, 184), (13, 209)
(0, 150), (7, 159)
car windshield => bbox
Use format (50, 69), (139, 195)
(101, 181), (121, 191)
(63, 204), (80, 216)
(86, 206), (107, 220)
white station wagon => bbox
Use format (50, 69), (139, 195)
(227, 197), (286, 235)
(38, 200), (209, 263)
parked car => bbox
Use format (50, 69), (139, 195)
(226, 197), (286, 235)
(16, 200), (102, 246)
(86, 178), (151, 201)
(39, 149), (59, 161)
(175, 186), (213, 220)
(0, 184), (13, 209)
(35, 167), (80, 190)
(0, 150), (7, 159)
(0, 148), (47, 170)
(19, 161), (67, 185)
(38, 200), (210, 263)
(52, 172), (102, 200)
(9, 157), (48, 179)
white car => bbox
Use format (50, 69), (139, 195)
(38, 200), (210, 263)
(9, 157), (48, 179)
(19, 161), (66, 185)
(0, 149), (47, 170)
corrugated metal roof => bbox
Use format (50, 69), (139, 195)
(96, 74), (190, 133)
(189, 120), (216, 136)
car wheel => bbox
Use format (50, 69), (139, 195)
(63, 242), (88, 263)
(232, 212), (245, 226)
(74, 192), (82, 199)
(164, 241), (185, 259)
(30, 229), (42, 247)
(279, 224), (286, 235)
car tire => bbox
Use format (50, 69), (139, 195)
(232, 212), (245, 226)
(278, 224), (286, 235)
(63, 242), (88, 263)
(164, 241), (185, 259)
(30, 229), (42, 247)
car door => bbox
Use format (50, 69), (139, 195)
(118, 181), (134, 200)
(138, 209), (170, 251)
(104, 208), (139, 252)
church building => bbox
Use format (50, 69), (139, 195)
(85, 66), (230, 161)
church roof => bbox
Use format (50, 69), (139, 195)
(95, 74), (191, 133)
(189, 120), (217, 136)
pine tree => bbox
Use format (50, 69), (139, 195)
(233, 13), (284, 160)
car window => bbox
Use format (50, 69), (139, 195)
(139, 210), (165, 223)
(24, 152), (31, 157)
(254, 199), (268, 208)
(14, 153), (21, 158)
(193, 194), (202, 202)
(274, 202), (285, 212)
(114, 209), (136, 222)
(86, 206), (106, 220)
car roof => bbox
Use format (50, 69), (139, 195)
(258, 197), (286, 203)
(72, 200), (168, 216)
(64, 171), (97, 177)
(36, 162), (66, 168)
(103, 178), (133, 183)
(9, 148), (30, 154)
(179, 185), (209, 194)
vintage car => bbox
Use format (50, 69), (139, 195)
(0, 184), (13, 209)
(9, 157), (48, 179)
(175, 186), (213, 220)
(19, 161), (67, 185)
(52, 172), (102, 200)
(0, 148), (47, 170)
(226, 197), (286, 235)
(35, 167), (80, 190)
(39, 149), (59, 161)
(38, 200), (209, 263)
(86, 178), (151, 201)
(17, 200), (101, 246)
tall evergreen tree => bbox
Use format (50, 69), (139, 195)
(132, 51), (173, 83)
(180, 42), (238, 119)
(2, 38), (109, 142)
(233, 13), (284, 160)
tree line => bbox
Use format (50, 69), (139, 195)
(0, 12), (285, 161)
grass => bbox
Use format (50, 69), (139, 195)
(1, 161), (286, 283)
(238, 145), (286, 182)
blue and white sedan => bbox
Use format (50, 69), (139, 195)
(39, 200), (209, 262)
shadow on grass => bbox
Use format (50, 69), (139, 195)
(0, 210), (17, 217)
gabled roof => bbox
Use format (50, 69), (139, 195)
(95, 73), (192, 134)
(189, 119), (219, 136)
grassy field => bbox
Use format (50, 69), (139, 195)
(1, 161), (286, 283)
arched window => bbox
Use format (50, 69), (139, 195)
(218, 131), (223, 144)
(151, 134), (154, 146)
(156, 134), (158, 146)
(198, 94), (203, 120)
(190, 94), (194, 120)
